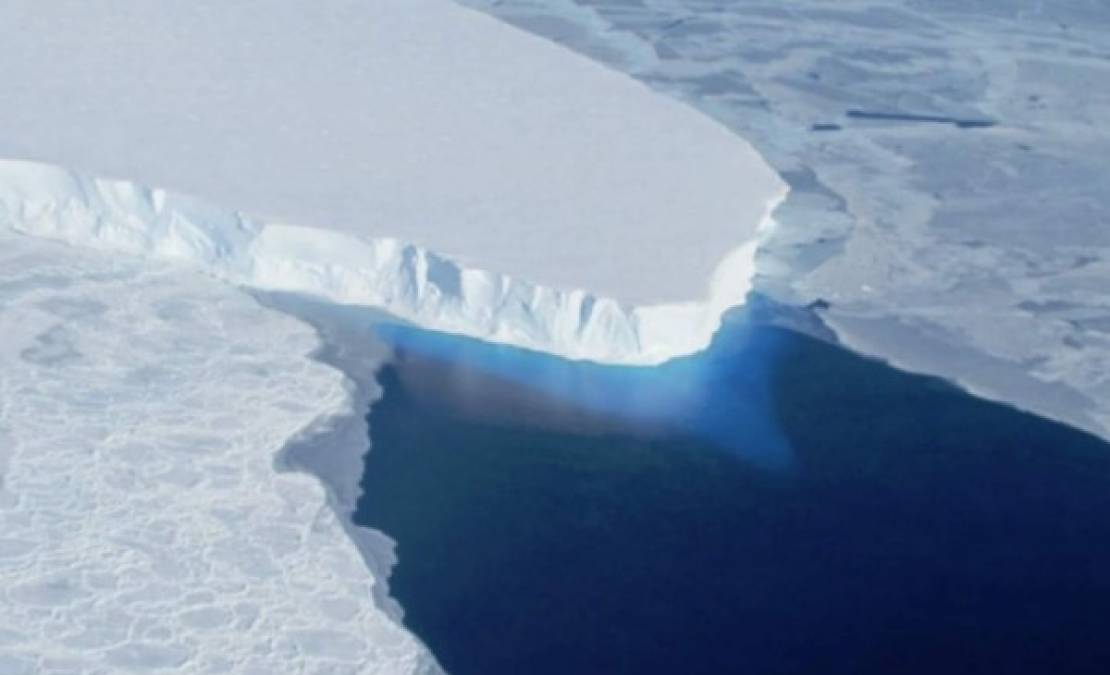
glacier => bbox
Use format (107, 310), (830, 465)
(0, 158), (782, 365)
(0, 0), (785, 314)
(0, 0), (787, 365)
(0, 0), (789, 673)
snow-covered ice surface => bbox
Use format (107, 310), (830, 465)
(457, 0), (1110, 440)
(0, 230), (437, 673)
(0, 157), (771, 364)
(0, 0), (784, 322)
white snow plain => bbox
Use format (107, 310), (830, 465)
(0, 230), (438, 673)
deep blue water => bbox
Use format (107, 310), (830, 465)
(354, 317), (1110, 675)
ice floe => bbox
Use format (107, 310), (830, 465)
(0, 231), (437, 673)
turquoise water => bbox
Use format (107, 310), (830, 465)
(355, 318), (1110, 674)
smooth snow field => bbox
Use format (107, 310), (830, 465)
(2, 0), (1108, 673)
(0, 0), (784, 313)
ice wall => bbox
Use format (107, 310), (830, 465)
(0, 160), (782, 365)
(0, 0), (786, 312)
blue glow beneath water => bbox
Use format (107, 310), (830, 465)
(358, 318), (1110, 675)
(373, 319), (793, 470)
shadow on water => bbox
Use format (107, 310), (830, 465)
(356, 312), (1110, 675)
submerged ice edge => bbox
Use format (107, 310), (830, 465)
(0, 158), (787, 366)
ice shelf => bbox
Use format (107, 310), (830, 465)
(0, 2), (790, 673)
(0, 0), (786, 365)
(457, 0), (1110, 441)
(0, 158), (782, 365)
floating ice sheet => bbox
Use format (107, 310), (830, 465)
(0, 0), (784, 310)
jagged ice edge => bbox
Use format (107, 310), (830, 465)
(0, 159), (785, 365)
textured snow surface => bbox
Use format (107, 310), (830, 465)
(0, 230), (436, 674)
(459, 0), (1110, 440)
(0, 0), (785, 309)
(0, 159), (778, 365)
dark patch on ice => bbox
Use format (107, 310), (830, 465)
(20, 325), (82, 366)
(36, 296), (109, 320)
(0, 274), (73, 297)
(426, 253), (462, 299)
(846, 109), (997, 128)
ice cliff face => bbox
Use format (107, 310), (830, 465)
(0, 160), (783, 365)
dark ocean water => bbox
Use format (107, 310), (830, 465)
(354, 317), (1110, 675)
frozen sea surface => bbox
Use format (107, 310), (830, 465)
(457, 0), (1110, 438)
(0, 230), (435, 673)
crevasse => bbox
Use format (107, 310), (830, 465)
(0, 159), (783, 365)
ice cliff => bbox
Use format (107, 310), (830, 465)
(0, 0), (788, 364)
(0, 160), (785, 365)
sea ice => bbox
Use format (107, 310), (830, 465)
(0, 230), (437, 673)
